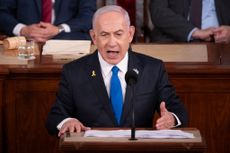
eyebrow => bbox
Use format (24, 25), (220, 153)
(100, 29), (124, 34)
(115, 30), (124, 33)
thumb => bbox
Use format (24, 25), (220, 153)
(160, 101), (168, 116)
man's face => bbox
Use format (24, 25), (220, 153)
(90, 12), (135, 65)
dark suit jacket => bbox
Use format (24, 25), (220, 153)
(150, 0), (230, 42)
(46, 49), (188, 135)
(0, 0), (96, 40)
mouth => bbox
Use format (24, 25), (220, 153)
(107, 50), (119, 53)
(106, 50), (119, 59)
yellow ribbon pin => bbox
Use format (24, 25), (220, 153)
(91, 70), (96, 77)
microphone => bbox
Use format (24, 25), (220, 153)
(125, 69), (138, 140)
(125, 69), (138, 86)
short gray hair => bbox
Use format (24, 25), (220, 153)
(92, 5), (131, 29)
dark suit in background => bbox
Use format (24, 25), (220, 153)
(150, 0), (230, 42)
(0, 0), (96, 40)
(46, 50), (188, 135)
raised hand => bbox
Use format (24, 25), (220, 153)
(155, 101), (175, 130)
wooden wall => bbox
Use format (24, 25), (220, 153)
(0, 69), (8, 153)
(169, 69), (230, 153)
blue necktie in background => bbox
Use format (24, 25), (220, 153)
(110, 66), (123, 125)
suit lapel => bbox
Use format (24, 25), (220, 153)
(214, 0), (222, 24)
(121, 50), (144, 126)
(54, 0), (62, 22)
(85, 50), (144, 126)
(35, 0), (42, 15)
(184, 0), (191, 18)
(85, 51), (116, 124)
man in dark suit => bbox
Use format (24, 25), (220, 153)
(150, 0), (230, 44)
(0, 0), (96, 42)
(46, 5), (188, 136)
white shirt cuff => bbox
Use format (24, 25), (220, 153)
(13, 23), (26, 36)
(57, 118), (73, 130)
(187, 28), (198, 42)
(171, 113), (182, 127)
(60, 24), (71, 33)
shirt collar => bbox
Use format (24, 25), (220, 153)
(98, 51), (128, 77)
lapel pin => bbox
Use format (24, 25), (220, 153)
(133, 68), (139, 74)
(91, 70), (96, 77)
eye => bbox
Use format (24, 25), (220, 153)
(116, 33), (122, 36)
(115, 32), (123, 37)
(100, 32), (108, 37)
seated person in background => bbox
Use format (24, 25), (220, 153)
(0, 0), (96, 42)
(150, 0), (230, 44)
(46, 5), (188, 136)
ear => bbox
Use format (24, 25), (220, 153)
(128, 26), (135, 43)
(90, 29), (96, 45)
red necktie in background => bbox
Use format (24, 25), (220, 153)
(41, 0), (52, 23)
(190, 0), (202, 28)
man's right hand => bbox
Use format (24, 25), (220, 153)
(58, 118), (90, 137)
(192, 28), (215, 41)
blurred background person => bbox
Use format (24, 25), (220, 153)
(150, 0), (230, 44)
(0, 0), (96, 42)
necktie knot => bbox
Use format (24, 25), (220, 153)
(112, 66), (119, 75)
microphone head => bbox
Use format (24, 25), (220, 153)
(125, 69), (138, 86)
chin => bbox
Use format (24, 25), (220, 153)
(106, 59), (121, 65)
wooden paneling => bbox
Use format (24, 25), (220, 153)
(169, 72), (230, 153)
(5, 78), (60, 153)
(0, 68), (8, 153)
(221, 44), (230, 65)
(0, 80), (3, 153)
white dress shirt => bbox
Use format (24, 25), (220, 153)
(202, 0), (219, 29)
(98, 51), (128, 101)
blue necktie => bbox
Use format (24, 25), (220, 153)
(110, 66), (123, 125)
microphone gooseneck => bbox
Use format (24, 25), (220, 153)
(125, 69), (138, 140)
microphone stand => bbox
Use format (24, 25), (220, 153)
(125, 70), (138, 141)
(129, 84), (137, 140)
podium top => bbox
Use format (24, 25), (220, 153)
(59, 128), (206, 153)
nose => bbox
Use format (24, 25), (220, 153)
(107, 35), (117, 48)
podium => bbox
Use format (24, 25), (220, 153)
(59, 128), (206, 153)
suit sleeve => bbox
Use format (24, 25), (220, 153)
(150, 0), (195, 41)
(46, 65), (75, 135)
(0, 0), (20, 35)
(156, 61), (188, 127)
